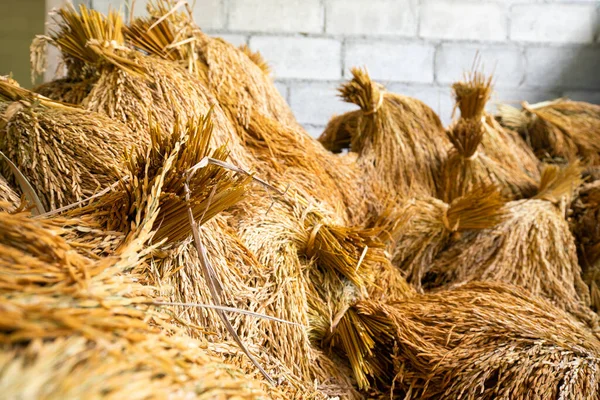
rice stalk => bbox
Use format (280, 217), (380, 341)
(498, 99), (600, 164)
(430, 163), (597, 330)
(359, 282), (600, 399)
(321, 67), (449, 199)
(0, 78), (141, 211)
(452, 70), (540, 179)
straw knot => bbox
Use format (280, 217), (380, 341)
(306, 223), (323, 258)
(441, 205), (459, 232)
(364, 92), (384, 115)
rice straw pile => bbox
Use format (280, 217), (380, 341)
(571, 180), (600, 312)
(5, 1), (600, 398)
(356, 282), (600, 399)
(430, 163), (598, 331)
(124, 2), (368, 223)
(0, 78), (141, 210)
(499, 99), (600, 165)
(378, 186), (505, 291)
(320, 67), (449, 199)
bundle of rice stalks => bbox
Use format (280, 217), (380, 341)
(571, 180), (600, 312)
(0, 78), (141, 210)
(320, 67), (449, 198)
(430, 163), (597, 329)
(229, 197), (362, 398)
(354, 282), (600, 399)
(0, 175), (19, 212)
(125, 4), (368, 223)
(498, 99), (600, 164)
(452, 71), (540, 179)
(44, 4), (251, 164)
(30, 5), (125, 102)
(70, 114), (251, 246)
(33, 77), (96, 105)
(374, 186), (505, 291)
(439, 76), (538, 202)
(126, 1), (297, 129)
(0, 210), (283, 399)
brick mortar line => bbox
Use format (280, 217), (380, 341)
(208, 30), (600, 48)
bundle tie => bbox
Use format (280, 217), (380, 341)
(306, 223), (323, 258)
(441, 205), (459, 232)
(364, 92), (384, 115)
(467, 150), (479, 160)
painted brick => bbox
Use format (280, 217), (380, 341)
(525, 47), (600, 90)
(510, 4), (598, 43)
(289, 81), (357, 125)
(562, 91), (600, 105)
(191, 0), (225, 30)
(326, 0), (418, 36)
(345, 41), (434, 83)
(249, 36), (341, 80)
(386, 84), (454, 125)
(420, 0), (507, 41)
(435, 44), (525, 87)
(229, 0), (322, 33)
(209, 33), (248, 47)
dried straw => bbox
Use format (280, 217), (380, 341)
(452, 71), (540, 179)
(33, 77), (96, 105)
(357, 282), (600, 399)
(0, 175), (19, 212)
(0, 78), (142, 210)
(125, 5), (368, 223)
(571, 179), (600, 312)
(377, 185), (505, 291)
(321, 67), (449, 199)
(430, 163), (597, 330)
(498, 99), (600, 164)
(439, 73), (538, 202)
(68, 114), (251, 246)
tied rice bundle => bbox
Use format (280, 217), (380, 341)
(0, 210), (284, 399)
(439, 118), (537, 202)
(320, 67), (449, 199)
(452, 71), (540, 179)
(376, 186), (505, 291)
(439, 73), (538, 202)
(124, 4), (368, 223)
(30, 6), (125, 102)
(42, 4), (251, 168)
(351, 282), (600, 399)
(126, 1), (297, 129)
(499, 99), (600, 164)
(69, 113), (251, 246)
(0, 78), (141, 210)
(571, 180), (600, 312)
(430, 163), (597, 330)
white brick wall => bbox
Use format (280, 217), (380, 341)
(229, 0), (323, 33)
(345, 41), (435, 83)
(326, 0), (418, 36)
(249, 36), (341, 80)
(420, 0), (507, 41)
(510, 4), (598, 44)
(88, 0), (600, 136)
